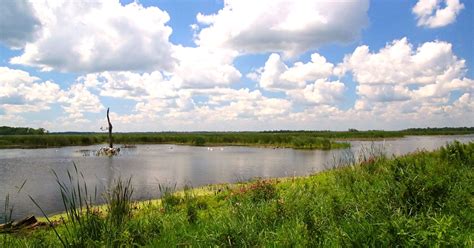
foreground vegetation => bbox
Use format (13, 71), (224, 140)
(2, 141), (473, 246)
(1, 127), (473, 150)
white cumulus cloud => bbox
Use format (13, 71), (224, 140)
(301, 79), (345, 105)
(258, 53), (336, 92)
(9, 0), (174, 72)
(78, 71), (178, 101)
(195, 0), (369, 57)
(59, 83), (104, 120)
(0, 67), (61, 113)
(412, 0), (464, 28)
(0, 67), (104, 123)
(341, 37), (472, 103)
(171, 46), (241, 88)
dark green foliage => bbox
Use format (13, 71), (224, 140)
(0, 126), (47, 135)
(192, 136), (206, 146)
(403, 126), (474, 135)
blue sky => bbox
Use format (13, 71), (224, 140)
(0, 0), (473, 131)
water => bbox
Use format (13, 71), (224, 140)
(0, 135), (472, 221)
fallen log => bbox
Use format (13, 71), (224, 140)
(0, 221), (13, 231)
(0, 215), (46, 233)
(13, 215), (37, 229)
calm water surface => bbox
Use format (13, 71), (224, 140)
(0, 135), (472, 221)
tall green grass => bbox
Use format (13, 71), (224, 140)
(2, 141), (473, 247)
(19, 164), (135, 247)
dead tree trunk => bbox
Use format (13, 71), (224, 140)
(107, 108), (113, 148)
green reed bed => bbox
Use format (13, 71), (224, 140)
(0, 132), (351, 150)
(2, 141), (473, 247)
(1, 127), (473, 149)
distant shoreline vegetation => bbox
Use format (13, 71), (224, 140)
(0, 126), (47, 135)
(0, 126), (473, 150)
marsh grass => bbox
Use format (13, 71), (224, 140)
(24, 163), (136, 247)
(1, 128), (473, 149)
(0, 132), (355, 149)
(105, 177), (133, 226)
(29, 162), (102, 247)
(103, 177), (134, 247)
(3, 141), (474, 247)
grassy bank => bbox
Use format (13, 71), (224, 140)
(2, 141), (473, 247)
(1, 127), (473, 149)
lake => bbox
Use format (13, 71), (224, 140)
(0, 135), (472, 222)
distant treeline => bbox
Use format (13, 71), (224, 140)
(261, 127), (474, 135)
(402, 127), (474, 135)
(0, 126), (472, 149)
(0, 126), (47, 135)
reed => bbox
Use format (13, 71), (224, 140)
(26, 163), (135, 247)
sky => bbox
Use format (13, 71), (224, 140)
(0, 0), (473, 132)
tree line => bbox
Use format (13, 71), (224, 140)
(0, 126), (47, 135)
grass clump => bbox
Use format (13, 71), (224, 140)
(2, 141), (473, 247)
(105, 177), (133, 227)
